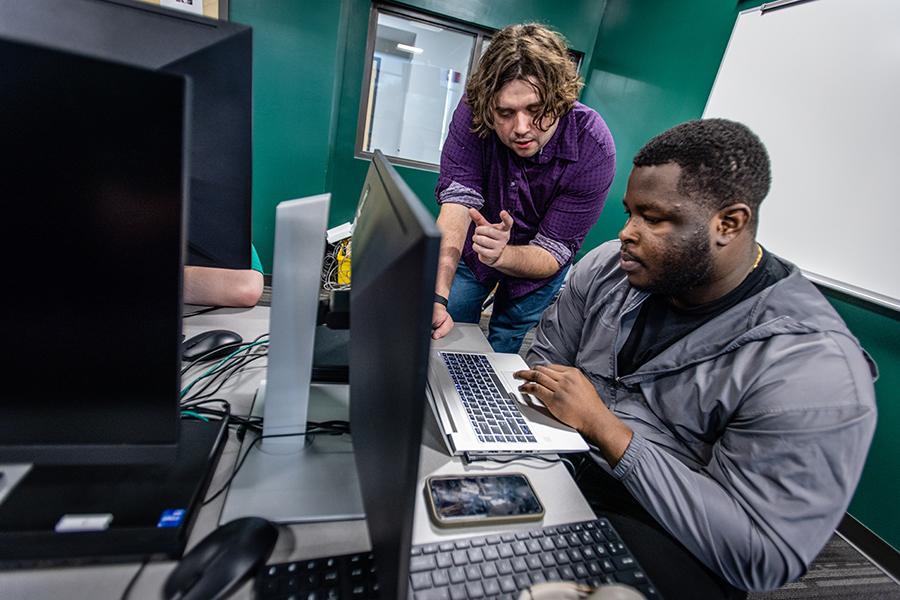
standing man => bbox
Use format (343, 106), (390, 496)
(432, 23), (615, 353)
(515, 119), (877, 598)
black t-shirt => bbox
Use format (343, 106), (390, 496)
(616, 248), (790, 377)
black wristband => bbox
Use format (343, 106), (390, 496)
(434, 293), (449, 307)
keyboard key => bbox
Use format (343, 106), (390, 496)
(465, 566), (481, 581)
(448, 567), (465, 584)
(613, 555), (636, 570)
(411, 572), (433, 590)
(415, 589), (450, 600)
(483, 578), (501, 596)
(466, 548), (484, 563)
(410, 555), (437, 573)
(465, 581), (485, 598)
(496, 559), (513, 575)
(499, 576), (517, 593)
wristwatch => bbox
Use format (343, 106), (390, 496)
(434, 293), (449, 307)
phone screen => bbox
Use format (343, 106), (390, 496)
(428, 475), (542, 521)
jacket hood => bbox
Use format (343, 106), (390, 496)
(602, 242), (878, 382)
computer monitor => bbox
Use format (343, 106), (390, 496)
(0, 38), (230, 565)
(349, 151), (441, 600)
(0, 36), (186, 465)
(219, 151), (440, 599)
(0, 0), (253, 269)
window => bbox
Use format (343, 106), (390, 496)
(357, 5), (493, 170)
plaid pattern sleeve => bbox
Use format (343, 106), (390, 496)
(435, 98), (485, 207)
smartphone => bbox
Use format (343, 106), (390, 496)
(425, 473), (544, 527)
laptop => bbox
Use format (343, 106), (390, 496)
(426, 349), (589, 456)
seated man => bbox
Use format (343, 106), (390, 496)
(515, 119), (877, 597)
(183, 245), (264, 307)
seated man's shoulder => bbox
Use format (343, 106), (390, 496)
(569, 241), (624, 290)
(735, 270), (877, 410)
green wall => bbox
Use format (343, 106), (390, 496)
(231, 0), (347, 271)
(580, 0), (900, 551)
(232, 0), (899, 550)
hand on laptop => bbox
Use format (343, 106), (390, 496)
(514, 364), (633, 467)
(432, 303), (455, 340)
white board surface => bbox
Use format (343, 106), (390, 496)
(703, 0), (900, 310)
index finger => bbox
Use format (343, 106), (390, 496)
(468, 208), (489, 227)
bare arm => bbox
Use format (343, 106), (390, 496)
(184, 266), (264, 308)
(492, 244), (559, 278)
(431, 203), (472, 339)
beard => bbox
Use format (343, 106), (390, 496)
(633, 226), (714, 297)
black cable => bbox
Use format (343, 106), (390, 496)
(464, 453), (563, 466)
(119, 559), (149, 600)
(180, 332), (269, 374)
(202, 422), (351, 506)
(183, 306), (223, 318)
(182, 353), (268, 403)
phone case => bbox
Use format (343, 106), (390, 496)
(424, 473), (545, 528)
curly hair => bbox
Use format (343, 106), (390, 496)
(634, 119), (772, 231)
(465, 23), (583, 137)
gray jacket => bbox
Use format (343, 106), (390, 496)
(528, 241), (877, 591)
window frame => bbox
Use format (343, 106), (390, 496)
(355, 3), (495, 172)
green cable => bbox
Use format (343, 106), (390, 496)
(180, 410), (209, 422)
(180, 339), (269, 398)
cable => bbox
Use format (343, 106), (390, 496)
(180, 332), (269, 374)
(181, 353), (267, 403)
(183, 306), (223, 318)
(119, 559), (148, 600)
(463, 453), (564, 467)
(202, 422), (351, 506)
(180, 340), (268, 398)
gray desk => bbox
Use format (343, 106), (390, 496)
(0, 306), (593, 600)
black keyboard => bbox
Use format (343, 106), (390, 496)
(257, 552), (379, 599)
(257, 517), (660, 599)
(440, 352), (536, 445)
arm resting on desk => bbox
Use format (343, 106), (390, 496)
(184, 266), (264, 308)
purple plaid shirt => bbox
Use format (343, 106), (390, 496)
(436, 98), (615, 299)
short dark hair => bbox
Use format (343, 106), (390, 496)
(465, 23), (582, 138)
(634, 119), (771, 231)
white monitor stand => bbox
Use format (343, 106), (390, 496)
(220, 194), (364, 524)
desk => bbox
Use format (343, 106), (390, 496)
(0, 306), (594, 600)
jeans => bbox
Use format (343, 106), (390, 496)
(447, 261), (569, 354)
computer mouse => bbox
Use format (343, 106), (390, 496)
(163, 517), (278, 600)
(182, 330), (243, 362)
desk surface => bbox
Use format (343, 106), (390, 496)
(0, 306), (593, 600)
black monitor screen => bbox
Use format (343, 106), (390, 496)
(0, 38), (185, 464)
(0, 0), (252, 269)
(349, 151), (441, 600)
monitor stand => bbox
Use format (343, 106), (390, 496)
(219, 194), (364, 524)
(218, 381), (364, 524)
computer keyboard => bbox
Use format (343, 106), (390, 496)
(440, 352), (536, 445)
(256, 517), (660, 599)
(257, 552), (379, 599)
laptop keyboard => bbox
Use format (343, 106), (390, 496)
(256, 517), (660, 599)
(439, 352), (536, 444)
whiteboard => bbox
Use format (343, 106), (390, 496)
(703, 0), (900, 311)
